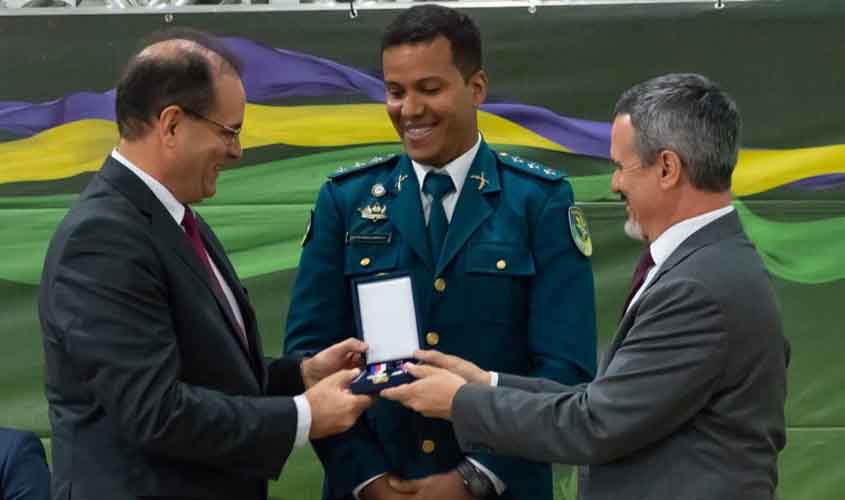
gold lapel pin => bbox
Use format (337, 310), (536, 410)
(470, 172), (488, 191)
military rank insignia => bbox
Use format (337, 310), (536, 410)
(359, 202), (388, 222)
(568, 206), (593, 257)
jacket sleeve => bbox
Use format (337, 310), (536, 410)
(266, 356), (306, 397)
(453, 277), (728, 465)
(40, 214), (298, 479)
(284, 182), (390, 498)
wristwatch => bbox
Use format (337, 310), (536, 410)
(456, 459), (495, 499)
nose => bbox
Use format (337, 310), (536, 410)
(610, 168), (622, 194)
(227, 137), (243, 162)
(401, 92), (424, 119)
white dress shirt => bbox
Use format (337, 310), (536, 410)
(111, 149), (312, 448)
(354, 135), (506, 497)
(411, 134), (480, 225)
(626, 204), (736, 312)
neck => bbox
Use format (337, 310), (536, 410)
(117, 139), (182, 201)
(429, 131), (479, 168)
(648, 190), (732, 241)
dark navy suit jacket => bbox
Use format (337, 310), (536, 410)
(0, 428), (49, 500)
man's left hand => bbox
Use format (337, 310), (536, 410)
(301, 338), (368, 389)
(387, 470), (474, 500)
(380, 364), (466, 420)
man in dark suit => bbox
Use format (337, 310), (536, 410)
(383, 73), (789, 500)
(0, 428), (49, 500)
(284, 5), (596, 500)
(38, 29), (372, 500)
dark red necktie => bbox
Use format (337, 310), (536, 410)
(181, 207), (249, 351)
(621, 249), (655, 315)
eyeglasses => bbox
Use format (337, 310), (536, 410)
(181, 107), (242, 146)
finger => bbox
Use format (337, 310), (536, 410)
(380, 384), (411, 402)
(335, 337), (369, 353)
(349, 394), (373, 412)
(413, 349), (448, 366)
(405, 363), (442, 379)
(328, 367), (361, 387)
(387, 477), (423, 494)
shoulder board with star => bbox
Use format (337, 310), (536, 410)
(496, 151), (564, 181)
(328, 154), (399, 181)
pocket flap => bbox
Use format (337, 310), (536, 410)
(467, 241), (535, 276)
(344, 234), (400, 276)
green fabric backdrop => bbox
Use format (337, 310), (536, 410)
(1, 2), (843, 499)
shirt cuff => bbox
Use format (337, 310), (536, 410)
(466, 457), (506, 496)
(293, 394), (311, 448)
(353, 473), (386, 500)
(489, 371), (499, 387)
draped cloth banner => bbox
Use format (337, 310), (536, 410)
(0, 3), (843, 499)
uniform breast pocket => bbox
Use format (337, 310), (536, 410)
(465, 241), (535, 323)
(344, 232), (400, 277)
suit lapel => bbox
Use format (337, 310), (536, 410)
(199, 217), (264, 371)
(604, 209), (744, 374)
(100, 158), (216, 295)
(436, 142), (501, 276)
(100, 157), (259, 375)
(647, 210), (743, 289)
(385, 156), (434, 270)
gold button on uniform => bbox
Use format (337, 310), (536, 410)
(421, 440), (436, 454)
(434, 278), (446, 292)
(360, 257), (371, 267)
(496, 259), (507, 270)
(426, 331), (440, 346)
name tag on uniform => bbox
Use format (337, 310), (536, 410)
(349, 272), (419, 394)
(346, 232), (392, 245)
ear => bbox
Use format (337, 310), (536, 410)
(657, 149), (683, 190)
(468, 69), (488, 108)
(158, 105), (183, 148)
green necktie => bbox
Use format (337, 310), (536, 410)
(422, 172), (455, 265)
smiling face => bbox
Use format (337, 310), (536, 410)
(610, 114), (663, 242)
(171, 72), (245, 204)
(382, 35), (487, 167)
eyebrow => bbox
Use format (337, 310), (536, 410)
(385, 76), (444, 86)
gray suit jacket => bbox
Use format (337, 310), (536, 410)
(452, 211), (788, 500)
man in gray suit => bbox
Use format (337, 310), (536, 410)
(382, 73), (789, 500)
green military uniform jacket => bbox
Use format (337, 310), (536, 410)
(284, 140), (597, 500)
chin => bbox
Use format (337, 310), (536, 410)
(406, 149), (439, 166)
(624, 219), (646, 241)
(403, 138), (446, 165)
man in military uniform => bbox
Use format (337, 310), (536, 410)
(284, 5), (596, 500)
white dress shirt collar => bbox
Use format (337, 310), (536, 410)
(626, 204), (735, 313)
(111, 148), (186, 225)
(648, 204), (736, 268)
(411, 133), (482, 197)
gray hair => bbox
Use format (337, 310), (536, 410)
(613, 73), (740, 192)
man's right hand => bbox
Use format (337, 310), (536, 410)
(361, 475), (415, 500)
(306, 368), (372, 440)
(413, 349), (491, 385)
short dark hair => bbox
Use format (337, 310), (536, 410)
(381, 5), (482, 81)
(614, 73), (740, 192)
(115, 28), (242, 141)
